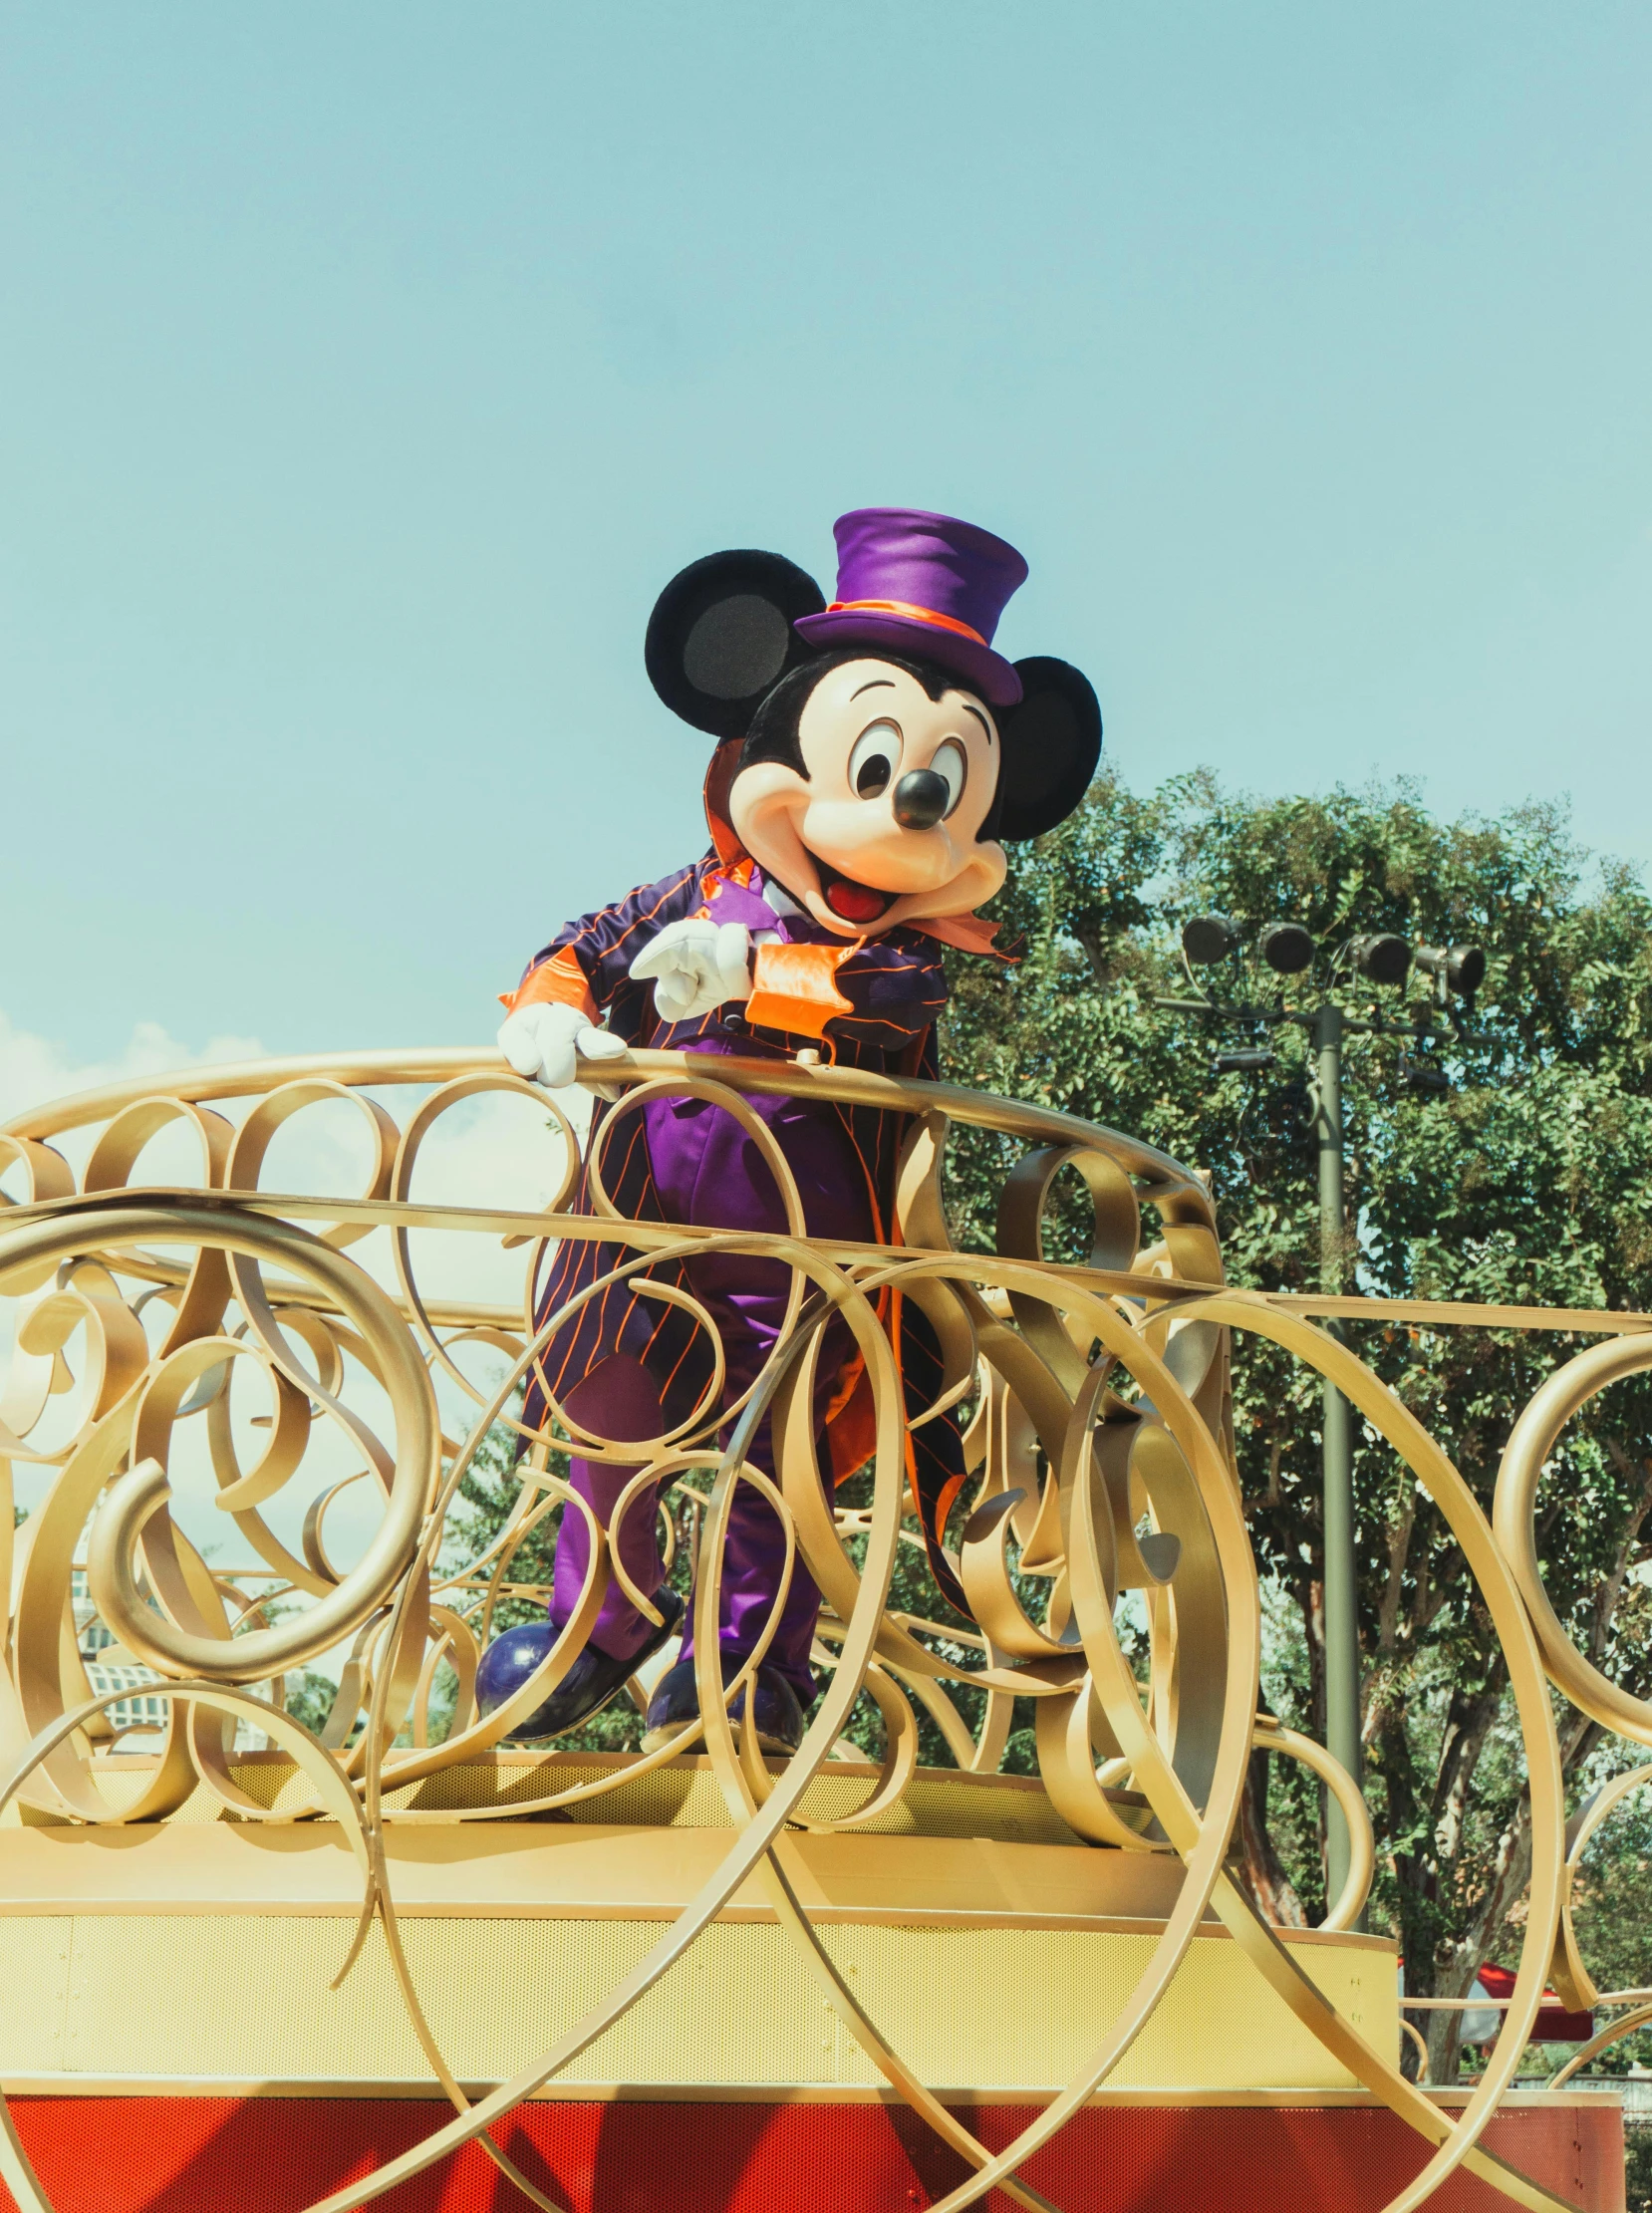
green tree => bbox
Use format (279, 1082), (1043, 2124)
(942, 771), (1652, 2081)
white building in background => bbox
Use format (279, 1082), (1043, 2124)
(70, 1565), (271, 1752)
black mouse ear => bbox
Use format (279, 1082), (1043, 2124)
(645, 550), (826, 738)
(993, 657), (1103, 840)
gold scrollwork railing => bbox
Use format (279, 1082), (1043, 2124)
(0, 1044), (1646, 2213)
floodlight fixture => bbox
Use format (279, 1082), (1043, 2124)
(1414, 943), (1487, 999)
(1350, 933), (1412, 987)
(1212, 1048), (1276, 1075)
(1258, 922), (1315, 975)
(1398, 1051), (1451, 1098)
(1182, 914), (1242, 967)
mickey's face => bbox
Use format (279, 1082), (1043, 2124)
(729, 659), (1008, 937)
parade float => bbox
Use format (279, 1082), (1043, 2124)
(0, 509), (1643, 2210)
(0, 1040), (1640, 2212)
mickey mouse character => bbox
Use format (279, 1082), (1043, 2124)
(477, 508), (1100, 1755)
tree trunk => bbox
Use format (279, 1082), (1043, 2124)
(1237, 1747), (1308, 1927)
(1424, 2001), (1466, 2087)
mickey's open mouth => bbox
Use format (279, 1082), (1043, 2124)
(814, 861), (898, 925)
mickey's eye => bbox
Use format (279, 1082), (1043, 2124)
(930, 738), (967, 816)
(849, 719), (902, 797)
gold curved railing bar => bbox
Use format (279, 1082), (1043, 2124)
(0, 1044), (1642, 2213)
(0, 1047), (1214, 1211)
(1253, 1717), (1375, 1933)
(9, 1185), (1648, 1347)
(1549, 2004), (1652, 2088)
(1173, 1293), (1573, 2213)
(7, 1192), (1649, 1351)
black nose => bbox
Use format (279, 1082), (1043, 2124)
(892, 769), (951, 829)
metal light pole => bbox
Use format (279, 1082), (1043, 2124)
(1155, 925), (1482, 1923)
(1313, 1003), (1362, 1914)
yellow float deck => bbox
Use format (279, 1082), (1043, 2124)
(0, 1753), (1395, 2098)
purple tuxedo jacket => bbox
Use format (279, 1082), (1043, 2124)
(511, 851), (998, 1613)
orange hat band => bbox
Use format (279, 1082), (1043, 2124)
(825, 599), (987, 648)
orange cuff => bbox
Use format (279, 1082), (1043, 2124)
(498, 946), (598, 1020)
(745, 941), (856, 1039)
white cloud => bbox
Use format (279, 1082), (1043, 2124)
(0, 1008), (268, 1132)
(0, 1006), (589, 1293)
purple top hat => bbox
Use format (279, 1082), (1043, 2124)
(794, 507), (1029, 707)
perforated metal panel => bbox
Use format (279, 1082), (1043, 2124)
(0, 1912), (1390, 2092)
(0, 2094), (1626, 2213)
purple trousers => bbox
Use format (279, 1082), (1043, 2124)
(549, 1081), (873, 1700)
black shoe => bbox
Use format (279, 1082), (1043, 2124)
(642, 1655), (806, 1757)
(475, 1586), (684, 1741)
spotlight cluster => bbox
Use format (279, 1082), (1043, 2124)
(1176, 915), (1485, 1100)
(1181, 917), (1483, 1003)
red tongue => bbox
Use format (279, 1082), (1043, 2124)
(825, 878), (888, 923)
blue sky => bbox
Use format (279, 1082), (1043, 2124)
(3, 3), (1649, 1078)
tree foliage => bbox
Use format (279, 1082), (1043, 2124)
(943, 772), (1652, 2078)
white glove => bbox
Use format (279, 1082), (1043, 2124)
(498, 1000), (627, 1089)
(628, 918), (754, 1021)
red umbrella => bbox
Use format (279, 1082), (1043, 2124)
(1467, 1961), (1594, 2044)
